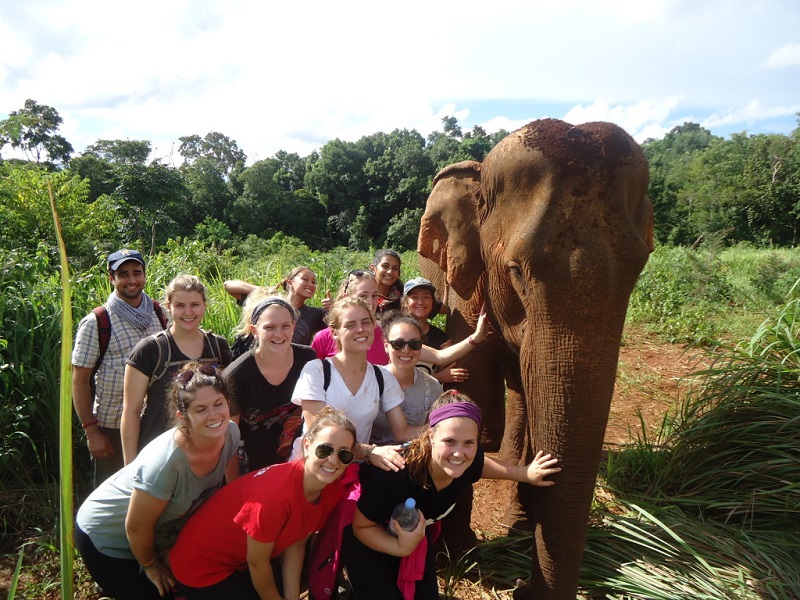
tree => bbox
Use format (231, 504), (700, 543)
(84, 139), (151, 165)
(0, 99), (74, 166)
(178, 132), (246, 177)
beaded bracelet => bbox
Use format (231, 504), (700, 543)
(81, 418), (99, 429)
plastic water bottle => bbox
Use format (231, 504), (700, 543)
(388, 498), (420, 536)
(237, 440), (249, 476)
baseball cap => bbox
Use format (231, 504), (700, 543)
(403, 277), (436, 296)
(107, 249), (145, 271)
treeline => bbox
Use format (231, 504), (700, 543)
(2, 99), (800, 269)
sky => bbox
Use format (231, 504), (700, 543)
(1, 0), (799, 164)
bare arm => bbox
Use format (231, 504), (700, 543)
(351, 507), (425, 558)
(481, 451), (561, 486)
(121, 364), (150, 465)
(225, 444), (240, 483)
(223, 279), (257, 302)
(126, 488), (174, 596)
(72, 365), (112, 459)
(247, 536), (283, 600)
(419, 312), (488, 366)
(280, 537), (307, 600)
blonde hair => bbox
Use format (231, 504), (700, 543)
(233, 286), (273, 336)
(335, 270), (376, 300)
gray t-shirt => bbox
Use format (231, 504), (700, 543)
(370, 368), (443, 445)
(76, 422), (240, 559)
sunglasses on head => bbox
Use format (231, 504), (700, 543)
(176, 364), (219, 389)
(388, 338), (423, 351)
(314, 443), (355, 465)
(343, 269), (367, 295)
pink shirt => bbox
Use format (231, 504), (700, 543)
(311, 325), (389, 365)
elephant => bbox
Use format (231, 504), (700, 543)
(417, 118), (653, 599)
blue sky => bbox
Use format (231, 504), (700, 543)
(1, 0), (798, 164)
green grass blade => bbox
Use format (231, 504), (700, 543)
(49, 180), (74, 600)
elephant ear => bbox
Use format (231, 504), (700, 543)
(418, 161), (485, 299)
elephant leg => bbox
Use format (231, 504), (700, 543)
(499, 364), (534, 531)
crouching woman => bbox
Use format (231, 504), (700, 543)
(170, 407), (357, 600)
(75, 363), (240, 600)
(342, 391), (561, 600)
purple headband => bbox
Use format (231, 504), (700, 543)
(251, 297), (296, 325)
(428, 402), (482, 428)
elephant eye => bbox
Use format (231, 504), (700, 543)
(506, 261), (528, 297)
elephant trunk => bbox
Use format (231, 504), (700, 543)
(520, 275), (642, 599)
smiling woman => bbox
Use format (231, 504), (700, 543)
(121, 274), (232, 465)
(75, 362), (240, 600)
(169, 407), (357, 600)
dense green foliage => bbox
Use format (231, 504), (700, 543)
(6, 100), (798, 273)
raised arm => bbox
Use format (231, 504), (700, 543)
(419, 311), (489, 366)
(223, 279), (257, 302)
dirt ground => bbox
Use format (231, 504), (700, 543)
(1, 332), (705, 599)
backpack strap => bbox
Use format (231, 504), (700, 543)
(91, 306), (112, 400)
(153, 300), (168, 330)
(322, 359), (383, 400)
(149, 330), (173, 385)
(372, 364), (384, 399)
(322, 358), (331, 391)
(204, 330), (223, 363)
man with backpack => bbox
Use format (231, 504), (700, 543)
(71, 249), (167, 487)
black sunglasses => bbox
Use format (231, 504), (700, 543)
(176, 364), (219, 389)
(343, 269), (367, 295)
(388, 338), (423, 351)
(314, 443), (355, 465)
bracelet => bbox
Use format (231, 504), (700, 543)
(364, 444), (376, 462)
(468, 336), (479, 347)
(81, 418), (99, 429)
(141, 555), (158, 569)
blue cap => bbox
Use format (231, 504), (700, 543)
(107, 249), (145, 271)
(403, 277), (435, 297)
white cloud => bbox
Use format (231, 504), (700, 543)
(761, 43), (800, 69)
(563, 98), (682, 141)
(701, 99), (800, 129)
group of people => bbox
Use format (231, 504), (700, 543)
(72, 248), (560, 600)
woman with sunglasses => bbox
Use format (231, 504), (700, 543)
(312, 270), (490, 371)
(170, 407), (357, 600)
(122, 274), (232, 464)
(76, 363), (240, 600)
(342, 392), (561, 600)
(226, 296), (318, 471)
(370, 312), (443, 446)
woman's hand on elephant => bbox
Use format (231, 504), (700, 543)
(369, 445), (406, 472)
(437, 365), (469, 383)
(523, 450), (561, 486)
(471, 308), (489, 344)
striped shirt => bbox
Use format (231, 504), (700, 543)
(71, 295), (164, 428)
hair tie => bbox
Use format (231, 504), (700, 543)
(448, 389), (459, 396)
(429, 402), (482, 428)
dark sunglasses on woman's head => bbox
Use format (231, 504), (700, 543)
(343, 269), (367, 295)
(314, 443), (355, 465)
(388, 338), (423, 351)
(176, 364), (219, 388)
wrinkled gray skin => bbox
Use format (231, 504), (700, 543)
(418, 119), (653, 600)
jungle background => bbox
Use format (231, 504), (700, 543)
(1, 100), (799, 598)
